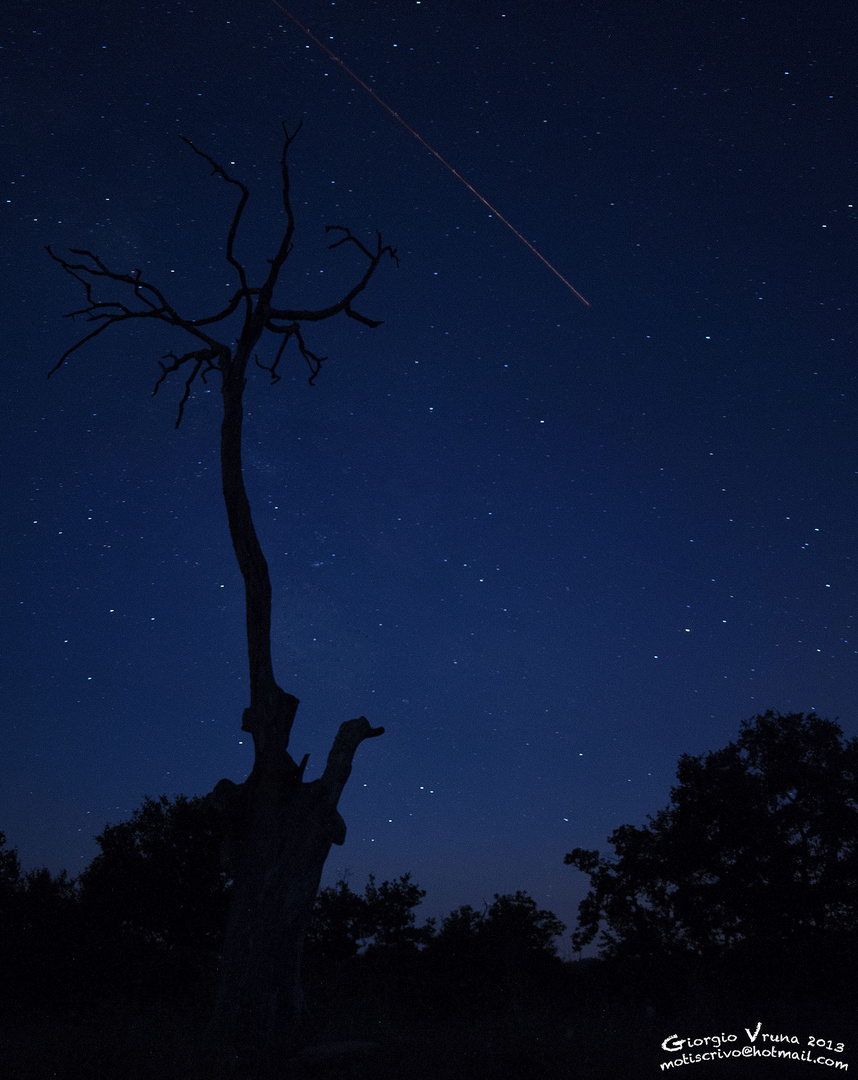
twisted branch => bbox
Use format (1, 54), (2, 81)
(48, 126), (397, 424)
(155, 347), (223, 427)
(179, 136), (251, 304)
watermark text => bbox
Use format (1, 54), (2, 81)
(659, 1022), (848, 1071)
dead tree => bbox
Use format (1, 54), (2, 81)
(48, 125), (394, 1077)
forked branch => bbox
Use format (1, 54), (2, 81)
(179, 136), (251, 300)
(48, 126), (397, 424)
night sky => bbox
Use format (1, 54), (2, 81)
(3, 0), (856, 942)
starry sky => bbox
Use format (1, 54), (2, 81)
(3, 0), (856, 940)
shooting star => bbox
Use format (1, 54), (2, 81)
(272, 1), (591, 307)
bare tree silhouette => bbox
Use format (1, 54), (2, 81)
(48, 124), (395, 1077)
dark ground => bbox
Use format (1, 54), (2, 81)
(3, 948), (855, 1079)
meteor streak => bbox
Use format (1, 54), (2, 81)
(272, 1), (591, 307)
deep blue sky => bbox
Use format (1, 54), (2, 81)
(3, 0), (855, 939)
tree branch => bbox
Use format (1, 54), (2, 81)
(267, 227), (398, 328)
(256, 323), (328, 385)
(180, 136), (251, 304)
(45, 246), (230, 386)
(318, 717), (385, 810)
(155, 347), (222, 427)
(49, 130), (396, 413)
(255, 122), (301, 310)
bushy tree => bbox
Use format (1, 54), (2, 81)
(475, 891), (566, 958)
(0, 834), (23, 1005)
(302, 872), (435, 1030)
(305, 872), (434, 967)
(78, 794), (229, 952)
(362, 872), (436, 952)
(425, 891), (565, 1016)
(304, 877), (368, 967)
(0, 836), (81, 1011)
(0, 832), (22, 908)
(565, 711), (858, 961)
(432, 891), (565, 964)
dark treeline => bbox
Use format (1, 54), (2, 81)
(4, 712), (858, 1078)
(0, 802), (578, 1078)
(0, 796), (578, 1078)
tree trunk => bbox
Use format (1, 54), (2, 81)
(202, 759), (340, 1074)
(47, 130), (394, 1080)
(201, 355), (382, 1077)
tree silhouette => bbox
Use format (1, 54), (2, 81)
(362, 872), (436, 952)
(78, 795), (229, 954)
(0, 833), (82, 1012)
(565, 711), (858, 963)
(304, 876), (369, 968)
(426, 891), (566, 1015)
(48, 125), (395, 1077)
(302, 872), (432, 976)
(0, 832), (22, 904)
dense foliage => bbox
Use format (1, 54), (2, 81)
(306, 872), (435, 964)
(565, 711), (858, 960)
(77, 794), (229, 952)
